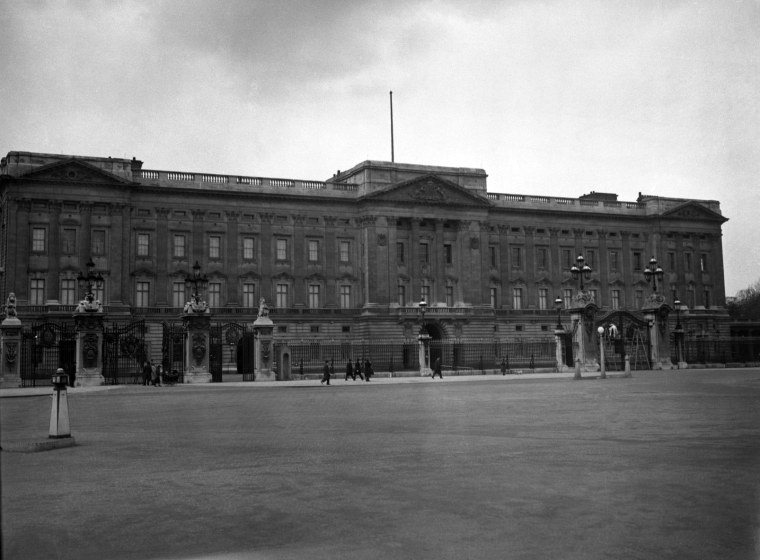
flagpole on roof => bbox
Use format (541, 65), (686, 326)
(390, 90), (395, 163)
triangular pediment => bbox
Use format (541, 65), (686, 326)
(18, 158), (132, 185)
(662, 201), (728, 223)
(361, 174), (491, 207)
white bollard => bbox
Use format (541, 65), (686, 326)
(49, 368), (71, 439)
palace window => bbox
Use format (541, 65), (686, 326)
(32, 228), (46, 253)
(419, 242), (429, 264)
(137, 233), (150, 257)
(489, 245), (497, 268)
(30, 279), (45, 305)
(512, 287), (523, 310)
(172, 282), (186, 308)
(538, 288), (548, 310)
(242, 283), (256, 307)
(562, 249), (572, 270)
(62, 229), (76, 255)
(704, 289), (711, 309)
(397, 242), (405, 265)
(173, 234), (186, 258)
(421, 285), (430, 303)
(447, 244), (455, 266)
(668, 252), (676, 271)
(398, 284), (406, 306)
(276, 283), (289, 308)
(208, 282), (221, 307)
(276, 239), (288, 261)
(91, 230), (106, 256)
(611, 290), (621, 310)
(340, 240), (351, 263)
(684, 252), (692, 272)
(61, 279), (77, 305)
(634, 290), (643, 309)
(135, 281), (150, 307)
(308, 284), (320, 308)
(242, 237), (255, 261)
(447, 286), (455, 307)
(537, 247), (548, 269)
(308, 240), (319, 262)
(563, 289), (573, 309)
(340, 285), (351, 309)
(586, 250), (596, 269)
(633, 251), (642, 271)
(209, 236), (221, 259)
(700, 254), (708, 272)
(489, 287), (496, 309)
(511, 247), (522, 268)
(94, 281), (105, 304)
(609, 251), (619, 272)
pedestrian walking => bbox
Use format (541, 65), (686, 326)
(354, 358), (364, 381)
(321, 359), (331, 385)
(364, 359), (373, 382)
(142, 361), (152, 386)
(345, 360), (354, 381)
(153, 363), (163, 386)
(500, 357), (507, 376)
(150, 362), (160, 386)
(432, 357), (443, 379)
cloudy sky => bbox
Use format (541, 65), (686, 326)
(1, 0), (758, 296)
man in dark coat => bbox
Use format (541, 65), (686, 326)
(345, 360), (354, 381)
(321, 360), (331, 385)
(354, 358), (364, 381)
(432, 357), (443, 379)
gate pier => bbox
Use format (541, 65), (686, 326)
(1, 294), (22, 387)
(183, 311), (212, 384)
(643, 296), (674, 370)
(74, 302), (105, 387)
(253, 299), (275, 381)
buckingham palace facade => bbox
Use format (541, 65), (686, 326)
(0, 150), (729, 354)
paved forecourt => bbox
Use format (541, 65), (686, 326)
(2, 369), (759, 560)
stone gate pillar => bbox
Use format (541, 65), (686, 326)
(253, 298), (274, 381)
(183, 310), (212, 383)
(554, 327), (566, 372)
(1, 293), (22, 388)
(418, 332), (431, 376)
(74, 296), (105, 387)
(642, 296), (673, 370)
(569, 300), (599, 373)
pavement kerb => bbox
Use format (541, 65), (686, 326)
(0, 370), (642, 397)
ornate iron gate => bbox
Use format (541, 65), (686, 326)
(102, 320), (147, 385)
(595, 311), (651, 370)
(20, 322), (77, 387)
(162, 322), (186, 383)
(209, 322), (254, 382)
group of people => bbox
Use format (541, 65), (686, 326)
(142, 360), (162, 386)
(320, 358), (375, 385)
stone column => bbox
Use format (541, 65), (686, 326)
(418, 332), (432, 376)
(554, 328), (566, 372)
(183, 310), (212, 383)
(642, 295), (674, 370)
(74, 308), (105, 387)
(569, 302), (599, 372)
(253, 302), (275, 381)
(1, 300), (22, 388)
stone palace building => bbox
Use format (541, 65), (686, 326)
(0, 150), (730, 378)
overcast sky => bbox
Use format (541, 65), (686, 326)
(1, 0), (758, 297)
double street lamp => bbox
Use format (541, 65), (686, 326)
(185, 261), (209, 304)
(643, 256), (664, 293)
(76, 258), (104, 300)
(570, 254), (592, 291)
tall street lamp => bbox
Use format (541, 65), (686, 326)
(418, 296), (428, 335)
(185, 261), (209, 305)
(597, 325), (607, 379)
(554, 296), (563, 330)
(674, 296), (682, 330)
(570, 254), (592, 292)
(643, 256), (664, 293)
(77, 258), (104, 300)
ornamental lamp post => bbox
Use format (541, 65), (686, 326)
(554, 296), (563, 330)
(570, 254), (592, 292)
(643, 256), (664, 293)
(597, 325), (606, 379)
(76, 258), (104, 300)
(185, 261), (209, 305)
(674, 297), (682, 330)
(418, 296), (428, 335)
